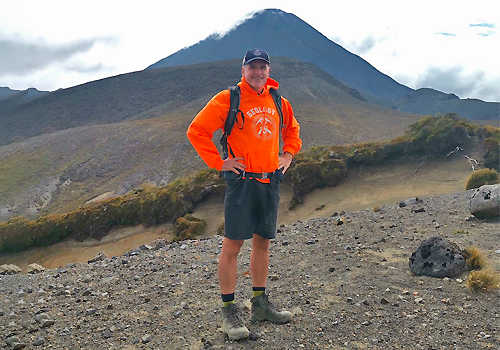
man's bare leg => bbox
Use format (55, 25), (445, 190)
(218, 237), (244, 294)
(250, 233), (270, 288)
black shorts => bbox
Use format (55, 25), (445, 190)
(224, 175), (281, 240)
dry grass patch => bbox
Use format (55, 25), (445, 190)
(464, 246), (488, 271)
(466, 268), (500, 293)
(465, 168), (500, 190)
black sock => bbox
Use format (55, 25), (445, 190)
(222, 293), (235, 307)
(252, 287), (265, 297)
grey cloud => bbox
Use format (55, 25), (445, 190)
(415, 66), (499, 102)
(435, 32), (456, 37)
(333, 36), (378, 55)
(469, 23), (495, 28)
(356, 36), (376, 54)
(0, 37), (118, 75)
(63, 62), (106, 74)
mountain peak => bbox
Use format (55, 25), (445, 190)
(146, 8), (410, 102)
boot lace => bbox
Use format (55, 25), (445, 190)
(227, 305), (244, 327)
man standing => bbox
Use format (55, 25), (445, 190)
(187, 49), (302, 340)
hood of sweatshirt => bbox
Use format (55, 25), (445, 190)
(238, 76), (280, 95)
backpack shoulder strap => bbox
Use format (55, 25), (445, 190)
(224, 85), (241, 136)
(269, 88), (284, 130)
(220, 85), (243, 159)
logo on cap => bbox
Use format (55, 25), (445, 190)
(253, 49), (262, 56)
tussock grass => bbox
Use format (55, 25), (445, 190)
(174, 214), (207, 241)
(465, 168), (500, 190)
(467, 268), (500, 293)
(464, 246), (488, 270)
(463, 245), (500, 293)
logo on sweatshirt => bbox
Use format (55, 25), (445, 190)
(252, 115), (276, 141)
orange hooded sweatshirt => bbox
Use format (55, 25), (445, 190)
(187, 77), (301, 173)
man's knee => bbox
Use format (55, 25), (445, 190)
(252, 234), (270, 251)
(221, 237), (244, 258)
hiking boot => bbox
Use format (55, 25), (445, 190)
(250, 293), (292, 324)
(221, 304), (249, 340)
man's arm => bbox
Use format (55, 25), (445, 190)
(280, 98), (302, 172)
(186, 92), (229, 170)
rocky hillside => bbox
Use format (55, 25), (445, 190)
(1, 190), (499, 349)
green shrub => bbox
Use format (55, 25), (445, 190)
(291, 159), (347, 198)
(465, 168), (500, 190)
(483, 137), (499, 171)
(0, 218), (33, 252)
(174, 214), (207, 241)
(404, 114), (471, 155)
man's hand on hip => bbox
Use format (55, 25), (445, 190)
(279, 152), (293, 174)
(221, 157), (247, 174)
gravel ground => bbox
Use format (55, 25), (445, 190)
(1, 190), (499, 349)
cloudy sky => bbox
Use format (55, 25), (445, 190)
(1, 0), (499, 102)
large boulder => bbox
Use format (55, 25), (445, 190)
(469, 184), (500, 219)
(409, 236), (466, 278)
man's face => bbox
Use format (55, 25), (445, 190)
(242, 60), (270, 92)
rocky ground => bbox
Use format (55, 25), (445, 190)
(1, 190), (499, 349)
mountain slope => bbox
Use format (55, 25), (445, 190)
(395, 88), (500, 118)
(0, 87), (49, 102)
(0, 58), (416, 147)
(147, 9), (499, 120)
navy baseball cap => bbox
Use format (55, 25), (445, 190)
(242, 48), (270, 66)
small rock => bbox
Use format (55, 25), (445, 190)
(6, 336), (26, 349)
(142, 334), (152, 344)
(26, 263), (45, 274)
(40, 319), (55, 328)
(0, 264), (22, 275)
(88, 251), (108, 263)
(291, 307), (303, 316)
(243, 299), (252, 312)
(249, 333), (259, 341)
(33, 337), (45, 346)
